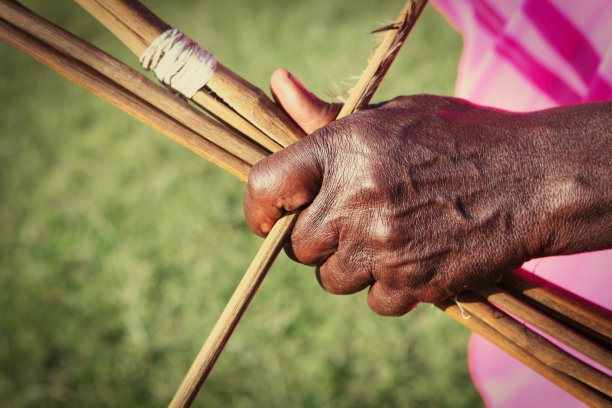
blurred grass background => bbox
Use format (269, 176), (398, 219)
(0, 1), (483, 406)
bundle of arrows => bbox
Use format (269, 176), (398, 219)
(0, 0), (610, 406)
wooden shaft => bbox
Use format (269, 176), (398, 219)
(206, 64), (303, 147)
(192, 91), (283, 154)
(75, 0), (305, 147)
(475, 284), (612, 371)
(501, 268), (612, 350)
(169, 2), (430, 406)
(437, 299), (612, 407)
(455, 292), (612, 397)
(0, 1), (251, 180)
(1, 0), (268, 166)
(168, 212), (298, 408)
(73, 0), (282, 153)
(74, 0), (164, 56)
(338, 0), (427, 116)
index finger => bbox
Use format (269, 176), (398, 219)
(244, 137), (325, 236)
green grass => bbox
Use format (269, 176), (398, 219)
(0, 1), (482, 407)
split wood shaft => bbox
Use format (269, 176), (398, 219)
(74, 0), (281, 152)
(74, 0), (304, 149)
(452, 292), (612, 397)
(168, 212), (298, 407)
(437, 299), (612, 407)
(169, 2), (430, 406)
(0, 0), (252, 180)
(502, 268), (612, 349)
(475, 284), (612, 371)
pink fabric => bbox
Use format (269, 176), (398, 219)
(429, 0), (612, 406)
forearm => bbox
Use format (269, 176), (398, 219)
(527, 100), (612, 258)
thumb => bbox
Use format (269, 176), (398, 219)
(271, 68), (341, 134)
(244, 134), (327, 236)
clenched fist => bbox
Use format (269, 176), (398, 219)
(244, 72), (612, 316)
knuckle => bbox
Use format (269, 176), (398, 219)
(247, 159), (274, 195)
(369, 218), (405, 254)
(289, 234), (318, 264)
(290, 207), (334, 264)
(370, 246), (409, 283)
(371, 224), (397, 247)
(316, 265), (346, 295)
(371, 260), (453, 306)
(413, 286), (449, 304)
(368, 290), (416, 316)
(409, 266), (455, 304)
(317, 252), (372, 295)
(371, 256), (396, 283)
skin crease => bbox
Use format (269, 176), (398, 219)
(244, 69), (612, 316)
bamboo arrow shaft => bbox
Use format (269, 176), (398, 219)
(475, 284), (612, 371)
(437, 299), (612, 407)
(168, 2), (430, 407)
(168, 212), (298, 407)
(76, 0), (284, 153)
(0, 0), (252, 179)
(452, 292), (612, 397)
(75, 0), (305, 148)
(501, 268), (612, 349)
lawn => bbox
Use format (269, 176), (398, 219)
(0, 1), (483, 406)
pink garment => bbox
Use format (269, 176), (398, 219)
(429, 0), (612, 407)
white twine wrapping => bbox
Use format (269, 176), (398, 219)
(139, 27), (217, 98)
(455, 294), (471, 320)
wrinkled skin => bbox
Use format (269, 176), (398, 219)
(244, 74), (612, 316)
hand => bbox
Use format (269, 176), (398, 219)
(245, 70), (612, 316)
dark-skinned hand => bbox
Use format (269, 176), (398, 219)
(244, 69), (612, 316)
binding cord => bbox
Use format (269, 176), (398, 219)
(140, 27), (217, 98)
(455, 294), (471, 320)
